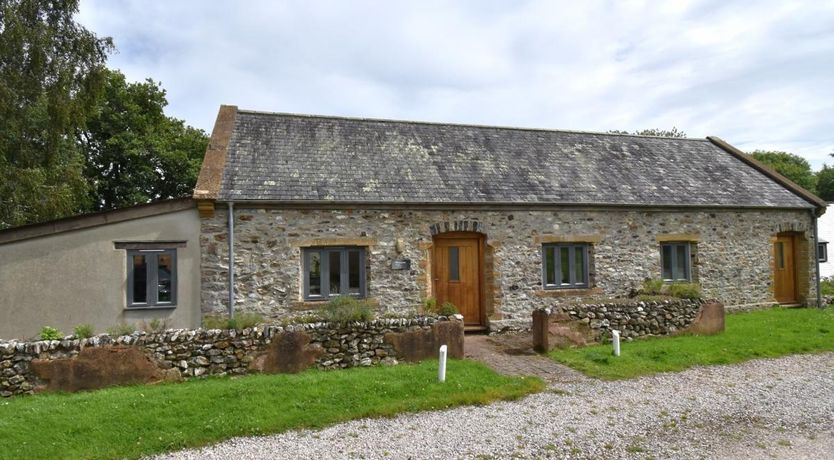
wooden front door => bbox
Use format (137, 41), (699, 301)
(773, 234), (797, 304)
(433, 233), (483, 326)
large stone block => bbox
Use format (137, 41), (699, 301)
(30, 346), (176, 393)
(686, 301), (725, 335)
(383, 318), (464, 362)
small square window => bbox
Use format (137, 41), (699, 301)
(303, 247), (366, 300)
(818, 242), (828, 263)
(127, 249), (177, 307)
(542, 243), (590, 289)
(660, 242), (691, 282)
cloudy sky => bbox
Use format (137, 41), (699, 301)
(78, 0), (834, 168)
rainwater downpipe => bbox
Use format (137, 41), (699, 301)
(813, 210), (822, 308)
(228, 201), (235, 319)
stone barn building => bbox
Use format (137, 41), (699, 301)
(193, 106), (825, 331)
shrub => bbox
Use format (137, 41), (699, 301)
(202, 312), (265, 330)
(39, 326), (63, 341)
(141, 318), (167, 334)
(321, 296), (374, 323)
(668, 282), (702, 300)
(821, 276), (834, 297)
(73, 324), (95, 339)
(421, 297), (437, 314)
(229, 312), (264, 330)
(107, 323), (136, 337)
(439, 302), (459, 316)
(641, 278), (665, 296)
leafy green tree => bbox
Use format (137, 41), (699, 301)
(608, 128), (687, 138)
(0, 0), (113, 229)
(80, 70), (209, 210)
(815, 165), (834, 202)
(750, 150), (817, 194)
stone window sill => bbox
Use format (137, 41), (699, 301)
(124, 305), (177, 311)
(534, 287), (603, 298)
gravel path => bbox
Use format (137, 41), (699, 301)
(152, 353), (834, 460)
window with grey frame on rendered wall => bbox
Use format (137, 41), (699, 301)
(542, 243), (590, 289)
(126, 249), (178, 308)
(660, 242), (691, 282)
(304, 247), (366, 300)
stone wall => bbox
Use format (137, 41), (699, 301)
(200, 207), (818, 328)
(0, 316), (463, 398)
(532, 298), (725, 351)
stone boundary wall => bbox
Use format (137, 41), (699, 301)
(532, 299), (707, 351)
(1, 316), (464, 398)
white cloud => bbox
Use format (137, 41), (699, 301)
(78, 0), (834, 167)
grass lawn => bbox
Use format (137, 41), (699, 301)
(0, 359), (542, 460)
(549, 306), (834, 380)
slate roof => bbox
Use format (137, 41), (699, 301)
(215, 109), (817, 209)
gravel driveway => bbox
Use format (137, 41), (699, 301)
(152, 352), (834, 459)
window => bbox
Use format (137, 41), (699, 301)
(542, 243), (589, 289)
(819, 241), (828, 263)
(304, 247), (366, 300)
(127, 249), (177, 307)
(661, 242), (690, 282)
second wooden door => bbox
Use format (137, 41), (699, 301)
(773, 234), (797, 304)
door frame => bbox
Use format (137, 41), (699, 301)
(432, 231), (486, 327)
(773, 233), (798, 304)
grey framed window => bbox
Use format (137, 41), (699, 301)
(127, 249), (177, 308)
(543, 243), (590, 289)
(818, 241), (828, 263)
(661, 242), (691, 282)
(304, 247), (366, 300)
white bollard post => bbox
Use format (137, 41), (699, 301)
(438, 344), (448, 383)
(612, 330), (621, 357)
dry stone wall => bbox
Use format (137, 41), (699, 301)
(0, 316), (463, 398)
(201, 207), (817, 329)
(543, 298), (704, 341)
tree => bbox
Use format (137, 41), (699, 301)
(0, 0), (113, 229)
(816, 165), (834, 202)
(749, 150), (817, 194)
(80, 70), (209, 210)
(608, 128), (687, 138)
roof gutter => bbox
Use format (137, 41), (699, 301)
(707, 136), (827, 216)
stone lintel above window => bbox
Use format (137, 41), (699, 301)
(534, 234), (602, 244)
(114, 241), (187, 250)
(656, 233), (700, 243)
(291, 237), (378, 248)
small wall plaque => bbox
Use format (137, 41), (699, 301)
(391, 259), (411, 270)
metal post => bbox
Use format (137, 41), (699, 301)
(228, 202), (235, 319)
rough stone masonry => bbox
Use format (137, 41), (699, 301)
(0, 316), (464, 398)
(200, 207), (816, 328)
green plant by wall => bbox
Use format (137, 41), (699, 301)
(821, 276), (834, 298)
(38, 326), (64, 341)
(141, 319), (168, 334)
(202, 312), (265, 330)
(421, 298), (459, 316)
(437, 302), (459, 316)
(668, 282), (701, 300)
(73, 324), (95, 339)
(107, 323), (136, 337)
(641, 278), (665, 296)
(321, 296), (374, 323)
